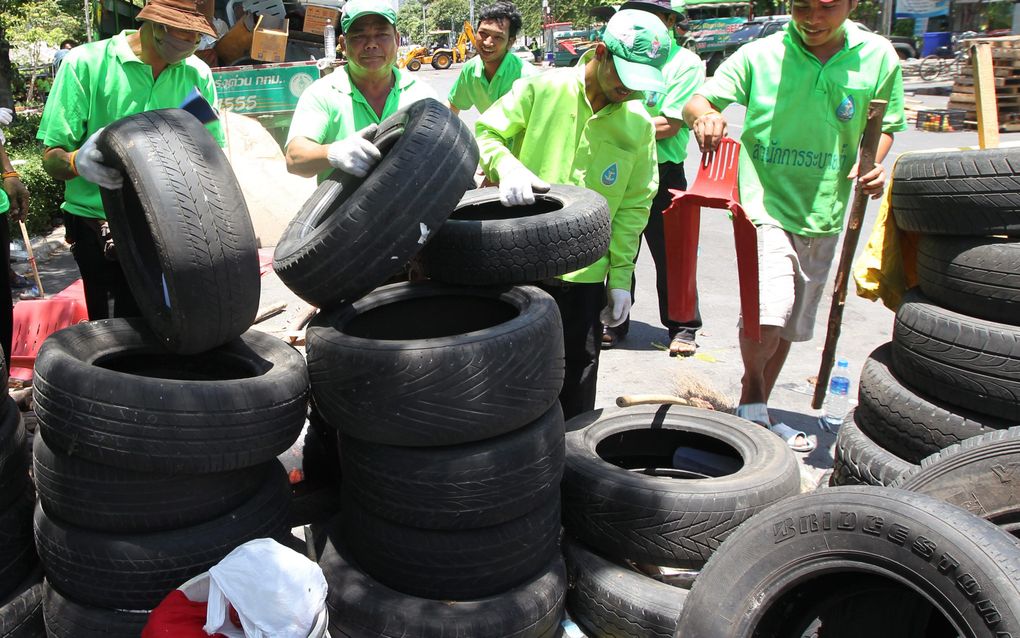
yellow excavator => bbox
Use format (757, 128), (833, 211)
(398, 21), (478, 71)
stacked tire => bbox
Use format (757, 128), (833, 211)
(31, 109), (310, 636)
(832, 147), (1020, 488)
(560, 405), (802, 637)
(307, 282), (569, 637)
(0, 365), (43, 638)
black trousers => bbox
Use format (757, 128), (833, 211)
(536, 280), (605, 420)
(617, 161), (702, 341)
(65, 214), (140, 320)
(0, 218), (12, 367)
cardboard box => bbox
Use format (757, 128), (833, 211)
(251, 14), (289, 63)
(303, 4), (340, 36)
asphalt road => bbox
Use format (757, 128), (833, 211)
(23, 62), (1019, 484)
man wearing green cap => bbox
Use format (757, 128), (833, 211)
(448, 1), (538, 116)
(285, 0), (437, 181)
(683, 0), (904, 450)
(37, 0), (224, 320)
(475, 9), (668, 418)
(603, 0), (706, 358)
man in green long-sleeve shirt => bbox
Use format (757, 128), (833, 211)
(475, 9), (668, 418)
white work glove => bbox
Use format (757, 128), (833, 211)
(73, 128), (123, 189)
(0, 108), (12, 126)
(327, 124), (382, 177)
(600, 288), (632, 328)
(497, 156), (550, 207)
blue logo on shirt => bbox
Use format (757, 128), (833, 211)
(836, 95), (855, 122)
(601, 163), (618, 186)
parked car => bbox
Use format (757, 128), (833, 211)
(704, 15), (789, 75)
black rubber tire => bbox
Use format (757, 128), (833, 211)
(33, 434), (273, 533)
(0, 400), (28, 512)
(563, 537), (685, 638)
(561, 405), (801, 568)
(916, 235), (1020, 326)
(307, 282), (563, 446)
(97, 108), (260, 354)
(406, 58), (421, 71)
(856, 344), (1015, 464)
(431, 53), (452, 69)
(0, 492), (38, 603)
(890, 147), (1020, 237)
(33, 318), (309, 474)
(319, 520), (566, 637)
(41, 584), (147, 638)
(0, 566), (43, 638)
(341, 491), (561, 600)
(676, 487), (1020, 637)
(273, 98), (477, 308)
(832, 410), (917, 486)
(418, 186), (611, 286)
(892, 288), (1020, 421)
(893, 427), (1020, 535)
(34, 462), (291, 610)
(341, 404), (564, 529)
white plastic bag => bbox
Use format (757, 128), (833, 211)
(201, 538), (328, 638)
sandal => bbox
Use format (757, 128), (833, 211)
(601, 326), (622, 350)
(735, 403), (816, 453)
(668, 334), (697, 357)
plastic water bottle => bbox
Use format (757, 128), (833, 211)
(823, 358), (851, 429)
(323, 20), (336, 63)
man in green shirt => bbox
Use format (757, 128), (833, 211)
(38, 0), (223, 320)
(286, 0), (437, 182)
(0, 134), (29, 365)
(448, 1), (538, 116)
(603, 0), (706, 358)
(683, 0), (905, 450)
(476, 9), (667, 418)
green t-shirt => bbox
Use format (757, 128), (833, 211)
(476, 50), (658, 290)
(696, 21), (906, 236)
(448, 53), (539, 114)
(646, 45), (704, 165)
(286, 66), (437, 183)
(0, 184), (8, 215)
(37, 31), (225, 220)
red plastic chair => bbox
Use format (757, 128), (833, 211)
(662, 137), (760, 341)
(9, 279), (89, 383)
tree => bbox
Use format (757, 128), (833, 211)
(7, 0), (84, 68)
(0, 0), (87, 107)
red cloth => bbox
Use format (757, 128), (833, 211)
(142, 590), (241, 637)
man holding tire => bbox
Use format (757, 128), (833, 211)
(682, 0), (904, 450)
(475, 10), (667, 418)
(602, 0), (706, 357)
(448, 2), (538, 116)
(285, 0), (437, 182)
(38, 0), (224, 320)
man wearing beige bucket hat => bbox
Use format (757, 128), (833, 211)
(37, 0), (224, 320)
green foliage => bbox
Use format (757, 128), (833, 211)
(4, 113), (62, 235)
(397, 0), (472, 43)
(6, 0), (85, 67)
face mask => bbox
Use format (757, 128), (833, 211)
(153, 24), (199, 63)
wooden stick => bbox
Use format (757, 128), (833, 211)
(253, 301), (287, 324)
(18, 221), (43, 297)
(616, 394), (692, 408)
(971, 42), (999, 149)
(811, 99), (888, 410)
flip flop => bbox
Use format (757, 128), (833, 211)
(668, 334), (697, 357)
(601, 327), (622, 350)
(769, 422), (817, 453)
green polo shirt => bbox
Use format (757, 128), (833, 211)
(37, 31), (224, 220)
(696, 21), (905, 236)
(647, 44), (704, 165)
(476, 50), (658, 290)
(0, 185), (8, 215)
(286, 65), (437, 183)
(448, 53), (539, 114)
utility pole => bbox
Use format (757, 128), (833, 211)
(881, 0), (894, 34)
(84, 0), (94, 42)
(470, 0), (474, 29)
(422, 2), (427, 43)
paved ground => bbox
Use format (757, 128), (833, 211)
(17, 62), (1019, 489)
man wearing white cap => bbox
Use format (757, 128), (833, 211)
(475, 9), (669, 418)
(285, 0), (437, 182)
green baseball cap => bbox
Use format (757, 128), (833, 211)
(601, 9), (671, 94)
(672, 0), (687, 13)
(340, 0), (397, 33)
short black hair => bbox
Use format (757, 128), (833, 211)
(478, 1), (523, 41)
(60, 39), (76, 48)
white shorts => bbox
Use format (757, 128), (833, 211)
(749, 224), (839, 343)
